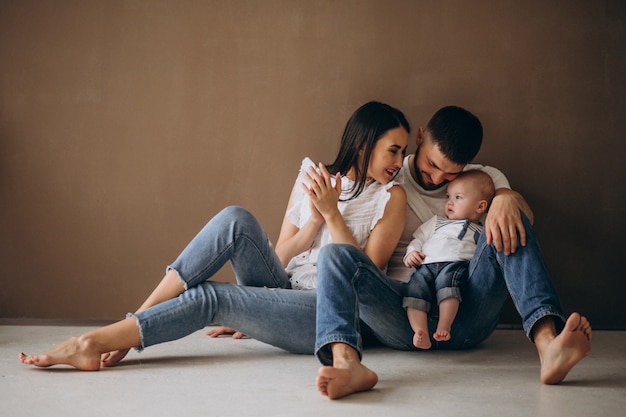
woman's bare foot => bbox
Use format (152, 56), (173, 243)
(536, 312), (592, 384)
(101, 348), (131, 367)
(433, 328), (451, 342)
(19, 336), (102, 371)
(413, 329), (432, 349)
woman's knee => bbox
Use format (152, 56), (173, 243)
(216, 205), (252, 222)
(213, 206), (262, 233)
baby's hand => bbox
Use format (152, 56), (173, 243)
(404, 251), (425, 268)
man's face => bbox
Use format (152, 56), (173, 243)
(413, 134), (465, 190)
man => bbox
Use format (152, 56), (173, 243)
(314, 106), (592, 400)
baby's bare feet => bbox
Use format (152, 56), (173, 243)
(539, 312), (591, 384)
(19, 336), (101, 371)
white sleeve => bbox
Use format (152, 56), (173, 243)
(465, 164), (510, 190)
(406, 215), (437, 254)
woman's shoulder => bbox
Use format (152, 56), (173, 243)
(386, 183), (406, 209)
(387, 181), (406, 196)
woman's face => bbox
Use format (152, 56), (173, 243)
(365, 127), (408, 184)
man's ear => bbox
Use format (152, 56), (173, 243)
(415, 127), (425, 147)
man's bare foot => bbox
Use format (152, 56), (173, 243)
(316, 362), (378, 400)
(537, 312), (592, 384)
(19, 336), (102, 371)
(433, 328), (451, 342)
(413, 329), (432, 349)
(101, 348), (131, 367)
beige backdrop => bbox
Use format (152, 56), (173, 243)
(1, 0), (624, 328)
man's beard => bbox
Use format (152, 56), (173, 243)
(412, 152), (447, 191)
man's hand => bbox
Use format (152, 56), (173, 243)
(485, 188), (534, 255)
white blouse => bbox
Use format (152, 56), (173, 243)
(285, 157), (397, 290)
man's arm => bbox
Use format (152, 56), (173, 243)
(485, 188), (534, 255)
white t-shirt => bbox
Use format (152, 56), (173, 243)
(285, 157), (398, 289)
(387, 156), (510, 282)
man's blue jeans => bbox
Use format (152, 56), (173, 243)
(315, 212), (566, 365)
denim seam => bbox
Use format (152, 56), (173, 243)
(233, 232), (285, 287)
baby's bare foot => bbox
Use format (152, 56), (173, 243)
(19, 336), (101, 371)
(433, 328), (451, 342)
(539, 312), (591, 384)
(413, 329), (432, 349)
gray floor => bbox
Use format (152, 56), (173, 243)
(1, 324), (625, 417)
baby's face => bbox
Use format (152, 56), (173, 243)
(444, 179), (484, 221)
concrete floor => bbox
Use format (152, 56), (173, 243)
(1, 324), (625, 417)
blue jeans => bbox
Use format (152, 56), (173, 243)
(315, 212), (565, 365)
(403, 261), (468, 312)
(131, 206), (318, 354)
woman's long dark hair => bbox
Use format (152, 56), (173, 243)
(326, 101), (410, 200)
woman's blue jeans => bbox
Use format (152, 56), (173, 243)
(315, 212), (566, 365)
(132, 206), (318, 354)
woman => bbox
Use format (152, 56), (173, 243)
(19, 101), (409, 371)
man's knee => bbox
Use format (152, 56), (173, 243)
(319, 243), (360, 260)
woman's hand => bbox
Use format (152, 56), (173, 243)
(301, 163), (342, 221)
(206, 326), (247, 339)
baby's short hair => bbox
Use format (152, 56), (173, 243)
(454, 170), (496, 203)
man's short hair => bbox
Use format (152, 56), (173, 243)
(426, 106), (483, 165)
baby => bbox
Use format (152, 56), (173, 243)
(403, 170), (495, 349)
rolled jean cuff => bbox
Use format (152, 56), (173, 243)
(402, 297), (430, 312)
(436, 287), (462, 304)
(315, 335), (362, 366)
(524, 309), (566, 342)
(126, 312), (146, 353)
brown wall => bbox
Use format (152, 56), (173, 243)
(1, 0), (625, 328)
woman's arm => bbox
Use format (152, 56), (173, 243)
(274, 184), (325, 267)
(305, 161), (406, 270)
(362, 185), (407, 270)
